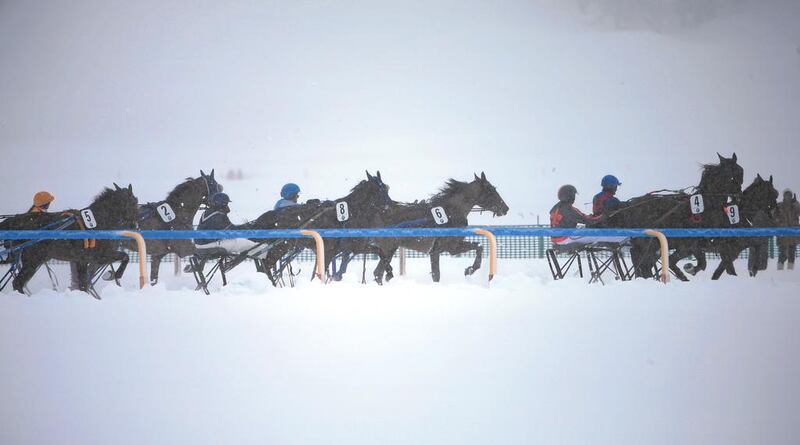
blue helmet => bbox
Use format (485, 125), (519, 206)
(280, 183), (300, 199)
(209, 192), (231, 207)
(601, 175), (621, 187)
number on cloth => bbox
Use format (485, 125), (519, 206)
(80, 209), (97, 229)
(431, 206), (448, 225)
(690, 194), (704, 214)
(726, 205), (740, 225)
(157, 203), (176, 223)
(336, 201), (349, 222)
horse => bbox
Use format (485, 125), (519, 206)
(603, 153), (744, 280)
(676, 174), (778, 280)
(0, 184), (139, 298)
(370, 172), (509, 283)
(244, 170), (393, 285)
(136, 170), (223, 285)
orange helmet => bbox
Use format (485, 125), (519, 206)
(33, 191), (55, 207)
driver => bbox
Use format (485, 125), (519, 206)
(550, 185), (627, 247)
(195, 192), (259, 255)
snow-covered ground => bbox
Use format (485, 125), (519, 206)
(2, 259), (799, 444)
(2, 1), (800, 443)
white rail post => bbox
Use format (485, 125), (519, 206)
(399, 247), (406, 276)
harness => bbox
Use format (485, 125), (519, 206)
(0, 215), (79, 257)
(71, 211), (97, 249)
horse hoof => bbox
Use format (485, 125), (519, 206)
(385, 272), (394, 282)
(464, 266), (476, 276)
(150, 279), (158, 286)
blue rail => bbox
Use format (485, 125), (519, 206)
(2, 227), (800, 240)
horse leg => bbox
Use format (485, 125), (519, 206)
(439, 240), (482, 276)
(724, 257), (737, 277)
(383, 247), (398, 282)
(114, 253), (130, 283)
(430, 239), (442, 282)
(464, 242), (483, 276)
(337, 252), (354, 281)
(711, 259), (726, 280)
(372, 259), (385, 285)
(630, 241), (655, 279)
(694, 250), (708, 274)
(323, 244), (341, 282)
(371, 243), (394, 284)
(12, 251), (45, 294)
(72, 261), (101, 299)
(668, 251), (690, 281)
(150, 254), (165, 286)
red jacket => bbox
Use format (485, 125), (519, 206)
(550, 201), (599, 244)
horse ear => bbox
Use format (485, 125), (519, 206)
(474, 173), (480, 181)
(717, 152), (724, 162)
(731, 153), (737, 162)
(757, 173), (763, 181)
(210, 169), (215, 178)
(481, 171), (486, 181)
(113, 182), (122, 191)
(376, 170), (382, 181)
(769, 175), (773, 184)
(128, 183), (133, 192)
(366, 170), (373, 180)
(200, 170), (206, 177)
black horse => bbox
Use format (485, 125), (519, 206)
(603, 153), (744, 279)
(371, 172), (509, 283)
(675, 174), (778, 280)
(137, 170), (223, 285)
(1, 184), (139, 298)
(245, 171), (392, 285)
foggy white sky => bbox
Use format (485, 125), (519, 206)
(1, 0), (798, 223)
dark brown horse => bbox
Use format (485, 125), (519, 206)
(602, 153), (745, 280)
(1, 184), (139, 298)
(371, 172), (509, 283)
(136, 170), (223, 285)
(245, 171), (392, 285)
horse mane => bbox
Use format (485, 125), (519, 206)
(349, 179), (369, 193)
(429, 179), (469, 202)
(166, 177), (197, 201)
(92, 187), (116, 203)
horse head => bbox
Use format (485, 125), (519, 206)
(351, 170), (391, 210)
(745, 174), (779, 216)
(199, 169), (224, 204)
(472, 172), (509, 217)
(700, 152), (744, 197)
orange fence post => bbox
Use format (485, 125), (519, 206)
(300, 230), (325, 282)
(472, 228), (497, 281)
(119, 231), (147, 289)
(644, 229), (669, 284)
